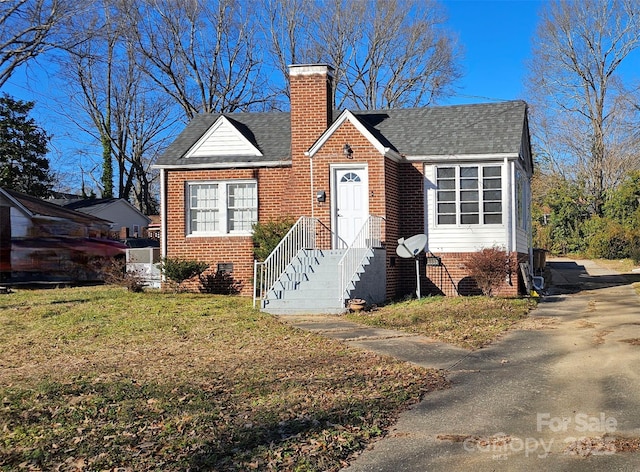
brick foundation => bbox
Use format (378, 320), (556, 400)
(422, 251), (529, 298)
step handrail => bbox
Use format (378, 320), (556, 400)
(337, 215), (384, 303)
(253, 216), (319, 308)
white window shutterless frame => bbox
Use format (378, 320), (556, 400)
(187, 181), (257, 235)
(435, 165), (502, 225)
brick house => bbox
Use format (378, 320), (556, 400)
(154, 64), (533, 313)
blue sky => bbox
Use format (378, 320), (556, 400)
(5, 0), (547, 192)
(441, 0), (545, 105)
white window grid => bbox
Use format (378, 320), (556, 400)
(187, 181), (257, 235)
(436, 165), (502, 225)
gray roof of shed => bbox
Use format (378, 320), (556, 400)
(155, 100), (528, 167)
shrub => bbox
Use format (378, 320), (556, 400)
(252, 218), (295, 261)
(584, 216), (640, 260)
(101, 257), (146, 292)
(199, 271), (242, 295)
(465, 247), (510, 297)
(161, 257), (209, 292)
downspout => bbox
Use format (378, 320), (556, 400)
(308, 152), (314, 219)
(160, 169), (167, 262)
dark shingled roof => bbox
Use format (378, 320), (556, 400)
(2, 188), (112, 226)
(155, 112), (291, 167)
(59, 198), (121, 215)
(155, 100), (528, 168)
(354, 101), (528, 156)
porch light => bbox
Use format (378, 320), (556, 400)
(343, 143), (353, 158)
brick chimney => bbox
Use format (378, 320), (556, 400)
(289, 64), (334, 150)
(286, 64), (334, 214)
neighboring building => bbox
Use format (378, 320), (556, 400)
(146, 215), (161, 240)
(0, 188), (125, 282)
(52, 197), (152, 239)
(154, 64), (533, 313)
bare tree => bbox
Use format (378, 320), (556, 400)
(263, 0), (462, 110)
(261, 0), (313, 105)
(528, 0), (640, 215)
(127, 0), (272, 121)
(0, 0), (72, 87)
(61, 0), (174, 212)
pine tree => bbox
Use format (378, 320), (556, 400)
(0, 94), (53, 198)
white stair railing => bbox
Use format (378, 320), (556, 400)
(338, 215), (384, 302)
(253, 216), (319, 308)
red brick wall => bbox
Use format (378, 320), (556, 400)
(394, 162), (427, 298)
(286, 66), (334, 216)
(165, 167), (290, 295)
(424, 251), (528, 297)
(306, 121), (386, 229)
(384, 158), (400, 299)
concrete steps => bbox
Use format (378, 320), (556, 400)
(262, 249), (347, 315)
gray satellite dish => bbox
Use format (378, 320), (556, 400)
(396, 234), (427, 298)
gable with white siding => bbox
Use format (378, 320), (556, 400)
(185, 116), (263, 158)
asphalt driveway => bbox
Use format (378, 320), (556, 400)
(288, 258), (640, 471)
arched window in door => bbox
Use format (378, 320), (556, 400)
(340, 172), (361, 183)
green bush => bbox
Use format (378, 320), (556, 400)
(584, 216), (640, 260)
(161, 257), (209, 291)
(252, 218), (295, 261)
(630, 244), (640, 265)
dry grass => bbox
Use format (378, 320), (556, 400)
(348, 296), (537, 350)
(0, 286), (447, 471)
(588, 259), (640, 296)
(592, 258), (639, 274)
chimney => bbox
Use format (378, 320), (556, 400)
(289, 64), (334, 159)
(287, 64), (334, 214)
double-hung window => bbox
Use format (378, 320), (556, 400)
(436, 165), (502, 225)
(188, 181), (257, 235)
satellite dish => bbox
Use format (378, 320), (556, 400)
(396, 234), (427, 259)
(396, 234), (428, 299)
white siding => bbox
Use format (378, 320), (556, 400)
(515, 227), (529, 253)
(424, 162), (510, 253)
(10, 207), (30, 237)
(187, 117), (262, 157)
(95, 201), (148, 234)
(514, 162), (532, 254)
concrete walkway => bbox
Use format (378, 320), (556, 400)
(285, 258), (640, 471)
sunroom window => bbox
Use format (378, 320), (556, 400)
(436, 166), (502, 225)
(188, 181), (257, 235)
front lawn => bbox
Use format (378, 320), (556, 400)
(347, 296), (537, 349)
(0, 286), (446, 471)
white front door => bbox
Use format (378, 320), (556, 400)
(333, 166), (369, 248)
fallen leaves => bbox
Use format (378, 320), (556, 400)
(0, 286), (448, 471)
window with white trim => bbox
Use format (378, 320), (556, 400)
(436, 165), (502, 225)
(187, 181), (257, 235)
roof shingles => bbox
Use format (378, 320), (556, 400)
(155, 100), (527, 167)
